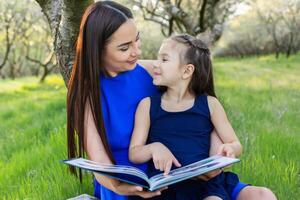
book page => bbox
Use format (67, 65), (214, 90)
(63, 158), (149, 183)
(148, 155), (240, 191)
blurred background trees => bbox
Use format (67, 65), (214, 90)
(131, 0), (243, 42)
(0, 0), (299, 82)
(215, 0), (300, 58)
(0, 0), (57, 81)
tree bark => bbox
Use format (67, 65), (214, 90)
(35, 0), (93, 86)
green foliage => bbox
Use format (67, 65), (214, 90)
(0, 55), (300, 199)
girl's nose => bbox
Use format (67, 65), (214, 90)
(153, 60), (159, 68)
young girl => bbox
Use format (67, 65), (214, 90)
(129, 34), (254, 200)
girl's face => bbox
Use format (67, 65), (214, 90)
(153, 39), (187, 87)
(102, 19), (141, 77)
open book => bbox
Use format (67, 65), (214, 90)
(63, 155), (240, 191)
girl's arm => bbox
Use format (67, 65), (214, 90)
(209, 129), (224, 156)
(208, 96), (243, 157)
(84, 100), (162, 197)
(129, 97), (181, 175)
(129, 97), (153, 163)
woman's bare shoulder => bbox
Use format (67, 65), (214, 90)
(138, 60), (155, 77)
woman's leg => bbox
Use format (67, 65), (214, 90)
(237, 186), (277, 200)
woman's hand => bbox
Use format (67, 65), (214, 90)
(192, 168), (223, 181)
(150, 142), (181, 175)
(193, 143), (236, 181)
(112, 179), (167, 198)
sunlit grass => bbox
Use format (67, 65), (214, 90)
(0, 54), (299, 199)
(214, 53), (300, 199)
(0, 75), (93, 199)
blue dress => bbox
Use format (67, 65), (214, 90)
(94, 64), (158, 200)
(144, 94), (237, 200)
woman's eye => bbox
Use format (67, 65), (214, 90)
(120, 47), (129, 51)
(162, 58), (168, 62)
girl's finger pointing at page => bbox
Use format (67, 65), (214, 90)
(164, 161), (172, 175)
(173, 157), (181, 167)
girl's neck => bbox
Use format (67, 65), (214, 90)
(163, 86), (194, 103)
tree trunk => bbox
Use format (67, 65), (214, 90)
(40, 65), (48, 83)
(275, 51), (279, 59)
(35, 0), (93, 86)
(286, 33), (294, 58)
(0, 24), (12, 75)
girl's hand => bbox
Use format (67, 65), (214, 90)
(217, 143), (236, 158)
(112, 179), (167, 198)
(150, 142), (181, 175)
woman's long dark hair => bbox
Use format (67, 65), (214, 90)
(67, 1), (133, 180)
(170, 34), (216, 97)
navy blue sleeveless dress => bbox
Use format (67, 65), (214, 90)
(145, 94), (236, 200)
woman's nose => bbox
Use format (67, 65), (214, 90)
(131, 41), (141, 57)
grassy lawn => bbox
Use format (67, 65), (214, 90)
(0, 54), (299, 199)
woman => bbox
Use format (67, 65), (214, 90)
(66, 1), (277, 200)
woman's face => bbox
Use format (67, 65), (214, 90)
(102, 19), (141, 77)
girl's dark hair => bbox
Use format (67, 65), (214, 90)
(67, 1), (133, 180)
(170, 34), (216, 97)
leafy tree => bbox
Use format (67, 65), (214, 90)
(132, 0), (244, 43)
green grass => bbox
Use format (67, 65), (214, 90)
(0, 76), (93, 199)
(214, 54), (300, 199)
(0, 53), (299, 199)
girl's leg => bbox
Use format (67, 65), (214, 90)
(204, 196), (223, 200)
(237, 186), (277, 200)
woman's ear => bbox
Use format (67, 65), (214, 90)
(182, 64), (195, 79)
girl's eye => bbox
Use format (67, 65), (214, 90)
(162, 58), (168, 62)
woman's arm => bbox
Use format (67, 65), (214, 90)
(84, 100), (116, 190)
(84, 100), (163, 197)
(129, 97), (153, 163)
(208, 96), (242, 157)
